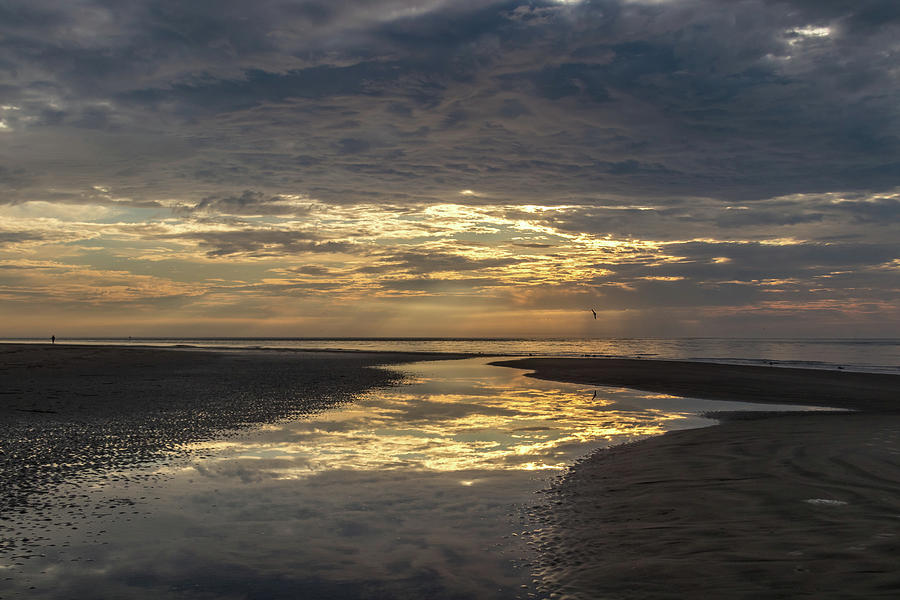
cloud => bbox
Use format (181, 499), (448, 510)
(2, 0), (897, 205)
(825, 196), (900, 223)
(377, 277), (506, 293)
(282, 265), (337, 277)
(0, 231), (44, 246)
(370, 250), (524, 274)
(0, 1), (898, 334)
(181, 190), (315, 217)
(157, 229), (356, 258)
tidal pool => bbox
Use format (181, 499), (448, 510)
(1, 357), (829, 599)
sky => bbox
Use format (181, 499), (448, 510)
(1, 0), (899, 338)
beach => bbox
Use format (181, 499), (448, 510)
(493, 357), (900, 599)
(3, 345), (900, 599)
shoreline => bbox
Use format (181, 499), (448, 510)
(3, 340), (482, 358)
(492, 357), (900, 598)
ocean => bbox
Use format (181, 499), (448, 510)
(4, 337), (899, 374)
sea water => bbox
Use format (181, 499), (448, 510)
(5, 337), (899, 373)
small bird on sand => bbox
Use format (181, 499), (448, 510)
(590, 309), (597, 319)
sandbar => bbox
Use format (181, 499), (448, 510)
(493, 357), (900, 599)
(490, 357), (900, 413)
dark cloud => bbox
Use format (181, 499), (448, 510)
(284, 265), (337, 277)
(370, 251), (523, 275)
(497, 98), (530, 118)
(578, 240), (899, 284)
(513, 62), (612, 102)
(181, 190), (313, 216)
(664, 241), (900, 272)
(336, 137), (372, 155)
(123, 62), (411, 116)
(823, 196), (900, 223)
(158, 229), (354, 258)
(3, 0), (899, 204)
(0, 231), (44, 245)
(712, 209), (825, 229)
(511, 242), (554, 248)
(511, 195), (899, 244)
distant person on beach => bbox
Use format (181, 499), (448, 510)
(51, 335), (55, 344)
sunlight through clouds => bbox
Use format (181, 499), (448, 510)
(0, 0), (897, 336)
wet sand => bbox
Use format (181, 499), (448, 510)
(493, 358), (900, 599)
(0, 343), (468, 516)
(489, 357), (900, 412)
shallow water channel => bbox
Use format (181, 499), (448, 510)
(1, 357), (831, 599)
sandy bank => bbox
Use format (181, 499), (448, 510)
(493, 358), (900, 599)
(490, 357), (900, 412)
(0, 343), (465, 515)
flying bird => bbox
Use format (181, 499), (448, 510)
(590, 309), (597, 319)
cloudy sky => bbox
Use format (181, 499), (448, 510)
(1, 0), (898, 337)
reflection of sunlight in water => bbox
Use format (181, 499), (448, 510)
(186, 358), (692, 481)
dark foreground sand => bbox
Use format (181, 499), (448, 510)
(0, 344), (467, 516)
(493, 358), (900, 599)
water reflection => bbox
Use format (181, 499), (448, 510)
(1, 358), (828, 599)
(187, 359), (689, 481)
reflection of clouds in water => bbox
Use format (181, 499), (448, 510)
(186, 359), (681, 481)
(193, 458), (306, 483)
(23, 469), (538, 600)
